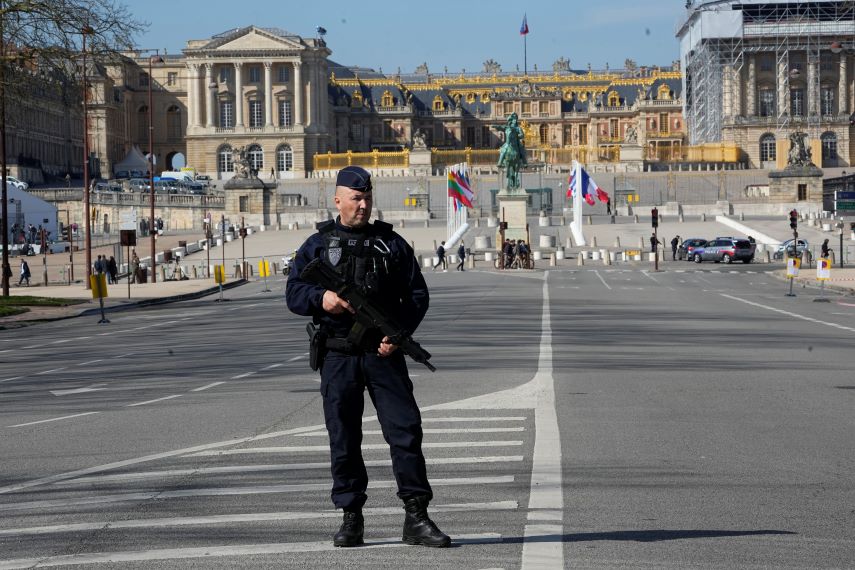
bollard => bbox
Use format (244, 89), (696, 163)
(740, 211), (745, 221)
(701, 212), (706, 221)
(591, 236), (598, 247)
(614, 236), (621, 248)
(424, 220), (430, 228)
(556, 250), (565, 260)
(400, 219), (406, 228)
(577, 253), (584, 266)
(560, 216), (566, 225)
(161, 266), (167, 281)
(591, 250), (601, 261)
(549, 253), (556, 267)
(639, 236), (645, 249)
(603, 250), (611, 265)
(433, 240), (437, 250)
(634, 214), (639, 223)
(610, 215), (616, 224)
(468, 255), (475, 269)
(192, 266), (198, 279)
(474, 218), (480, 227)
(586, 215), (593, 225)
(679, 213), (684, 223)
(566, 236), (573, 248)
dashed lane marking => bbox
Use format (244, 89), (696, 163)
(0, 376), (21, 384)
(76, 359), (103, 366)
(287, 353), (308, 362)
(592, 269), (612, 290)
(299, 427), (525, 437)
(191, 382), (225, 392)
(422, 416), (527, 423)
(231, 372), (255, 380)
(35, 367), (66, 376)
(7, 412), (100, 428)
(126, 394), (182, 407)
(261, 363), (284, 370)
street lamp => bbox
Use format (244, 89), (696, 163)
(141, 50), (163, 283)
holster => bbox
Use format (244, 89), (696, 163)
(306, 322), (327, 371)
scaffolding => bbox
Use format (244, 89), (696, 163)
(680, 1), (855, 146)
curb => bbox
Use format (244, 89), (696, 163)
(78, 279), (249, 316)
(770, 271), (855, 296)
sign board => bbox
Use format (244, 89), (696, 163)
(258, 260), (270, 278)
(213, 265), (225, 284)
(836, 201), (855, 211)
(119, 210), (138, 231)
(786, 257), (801, 278)
(90, 274), (108, 299)
(817, 258), (831, 280)
(120, 229), (137, 247)
(836, 191), (855, 200)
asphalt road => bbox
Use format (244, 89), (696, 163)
(0, 263), (853, 569)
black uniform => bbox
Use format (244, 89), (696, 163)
(286, 216), (431, 511)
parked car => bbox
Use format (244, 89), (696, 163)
(773, 238), (809, 260)
(195, 175), (211, 186)
(129, 178), (151, 192)
(94, 181), (123, 193)
(693, 238), (755, 264)
(678, 238), (707, 261)
(6, 176), (27, 190)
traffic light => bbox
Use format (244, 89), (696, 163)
(651, 207), (659, 228)
(60, 223), (69, 242)
(789, 209), (798, 230)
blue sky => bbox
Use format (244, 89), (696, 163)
(133, 1), (687, 72)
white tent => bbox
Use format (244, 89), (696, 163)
(112, 145), (150, 176)
(5, 185), (58, 247)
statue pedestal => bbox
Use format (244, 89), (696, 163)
(409, 148), (431, 175)
(496, 193), (528, 243)
(768, 165), (823, 203)
(224, 177), (275, 226)
(620, 144), (644, 172)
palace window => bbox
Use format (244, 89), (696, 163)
(239, 196), (249, 212)
(432, 95), (444, 111)
(657, 84), (671, 100)
(539, 101), (549, 116)
(279, 99), (292, 127)
(821, 131), (838, 162)
(278, 66), (289, 82)
(609, 118), (619, 138)
(351, 91), (363, 108)
(277, 144), (293, 172)
(218, 145), (233, 173)
(521, 101), (531, 116)
(539, 124), (549, 145)
(482, 126), (491, 147)
(383, 120), (393, 140)
(249, 66), (261, 83)
(759, 133), (776, 162)
(139, 72), (149, 88)
(503, 101), (513, 115)
(249, 100), (263, 127)
(821, 88), (835, 115)
(481, 92), (490, 103)
(466, 92), (476, 103)
(381, 90), (394, 107)
(166, 106), (181, 140)
(607, 91), (620, 107)
(758, 88), (775, 117)
(220, 100), (234, 128)
(247, 144), (264, 171)
(659, 113), (669, 133)
(790, 89), (805, 116)
(578, 125), (587, 146)
(219, 67), (232, 83)
(167, 72), (178, 86)
(759, 56), (774, 72)
(350, 123), (362, 141)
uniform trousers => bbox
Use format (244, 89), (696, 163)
(320, 349), (432, 510)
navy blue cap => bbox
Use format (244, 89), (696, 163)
(336, 166), (372, 192)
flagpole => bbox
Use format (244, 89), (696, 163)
(570, 161), (586, 246)
(524, 34), (527, 76)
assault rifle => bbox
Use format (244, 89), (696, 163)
(300, 257), (436, 372)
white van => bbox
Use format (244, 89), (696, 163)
(159, 171), (194, 183)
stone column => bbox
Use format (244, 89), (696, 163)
(723, 64), (733, 119)
(840, 53), (848, 115)
(294, 61), (303, 125)
(306, 62), (313, 128)
(733, 63), (743, 116)
(746, 55), (756, 116)
(264, 61), (273, 127)
(234, 62), (244, 127)
(187, 64), (199, 128)
(777, 57), (789, 117)
(205, 63), (215, 128)
(808, 55), (819, 117)
(319, 61), (328, 129)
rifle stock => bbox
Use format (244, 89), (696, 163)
(301, 258), (436, 372)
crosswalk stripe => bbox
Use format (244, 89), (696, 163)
(188, 440), (524, 457)
(422, 416), (526, 423)
(299, 427), (525, 437)
(0, 476), (514, 512)
(53, 456), (525, 486)
(0, 534), (503, 568)
(0, 502), (517, 538)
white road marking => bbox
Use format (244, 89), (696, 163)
(0, 534), (502, 567)
(21, 345), (38, 349)
(231, 372), (255, 379)
(299, 427), (524, 436)
(0, 503), (516, 537)
(191, 381), (225, 392)
(0, 477), (514, 512)
(50, 384), (107, 396)
(76, 359), (103, 366)
(721, 294), (855, 333)
(287, 353), (308, 362)
(592, 269), (612, 290)
(0, 376), (21, 384)
(55, 457), (524, 486)
(113, 352), (135, 359)
(35, 367), (66, 376)
(8, 412), (99, 428)
(125, 394), (182, 407)
(261, 363), (283, 370)
(422, 416), (526, 423)
(50, 339), (73, 345)
(189, 440), (524, 457)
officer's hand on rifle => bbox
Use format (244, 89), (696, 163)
(322, 290), (355, 315)
(378, 336), (399, 357)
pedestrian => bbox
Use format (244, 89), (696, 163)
(65, 173), (71, 188)
(18, 259), (30, 286)
(650, 233), (661, 254)
(456, 242), (465, 271)
(285, 165), (450, 549)
(108, 256), (118, 284)
(822, 238), (830, 258)
(93, 254), (104, 275)
(606, 196), (612, 216)
(433, 241), (446, 271)
(130, 250), (141, 283)
(671, 235), (680, 261)
(502, 239), (513, 269)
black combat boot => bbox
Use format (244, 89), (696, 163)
(333, 510), (364, 547)
(402, 496), (451, 548)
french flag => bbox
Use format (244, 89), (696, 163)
(568, 165), (609, 206)
(520, 14), (529, 35)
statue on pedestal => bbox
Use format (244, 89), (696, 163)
(412, 129), (427, 150)
(494, 112), (527, 192)
(231, 146), (254, 179)
(787, 131), (814, 167)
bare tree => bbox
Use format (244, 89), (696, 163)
(0, 0), (147, 295)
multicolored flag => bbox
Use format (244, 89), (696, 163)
(520, 14), (529, 35)
(447, 170), (475, 208)
(568, 165), (608, 206)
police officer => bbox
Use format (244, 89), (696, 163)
(286, 166), (450, 549)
